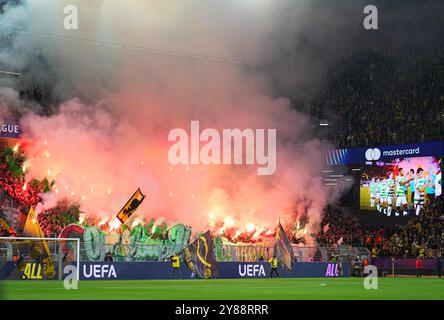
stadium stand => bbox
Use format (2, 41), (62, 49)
(1, 43), (442, 261)
(309, 46), (444, 147)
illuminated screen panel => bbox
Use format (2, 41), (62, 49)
(360, 156), (441, 215)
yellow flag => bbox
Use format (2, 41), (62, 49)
(115, 188), (146, 224)
(23, 207), (55, 278)
(23, 207), (45, 238)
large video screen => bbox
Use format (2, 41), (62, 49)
(360, 156), (441, 215)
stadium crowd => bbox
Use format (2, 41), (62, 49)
(0, 162), (42, 210)
(318, 199), (444, 258)
(37, 201), (79, 237)
(0, 147), (79, 237)
(0, 46), (443, 259)
(317, 205), (363, 247)
(0, 224), (9, 237)
(310, 47), (444, 147)
(0, 145), (442, 259)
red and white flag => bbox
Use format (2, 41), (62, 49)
(337, 236), (344, 246)
(323, 224), (329, 234)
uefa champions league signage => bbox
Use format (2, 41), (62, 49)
(60, 261), (349, 280)
(0, 123), (20, 138)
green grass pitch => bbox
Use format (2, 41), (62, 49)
(1, 278), (443, 300)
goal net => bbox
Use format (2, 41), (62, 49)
(0, 237), (79, 280)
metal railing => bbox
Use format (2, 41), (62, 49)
(319, 245), (371, 262)
(0, 190), (21, 227)
(78, 242), (188, 262)
(0, 190), (20, 210)
(75, 243), (360, 262)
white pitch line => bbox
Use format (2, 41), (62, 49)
(2, 283), (327, 291)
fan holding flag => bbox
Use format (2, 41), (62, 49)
(272, 221), (294, 278)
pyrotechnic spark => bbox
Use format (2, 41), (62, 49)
(132, 218), (143, 228)
(81, 195), (86, 200)
(107, 189), (112, 195)
(55, 188), (59, 194)
(22, 182), (27, 191)
(13, 144), (19, 153)
(90, 187), (94, 193)
(191, 193), (195, 199)
(252, 227), (264, 239)
(169, 192), (173, 197)
(246, 223), (255, 233)
(43, 151), (50, 158)
(98, 218), (108, 227)
(224, 216), (234, 227)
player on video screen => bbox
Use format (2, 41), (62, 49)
(395, 168), (409, 216)
(426, 165), (437, 206)
(414, 168), (428, 216)
(369, 178), (376, 208)
(408, 169), (416, 215)
(380, 177), (389, 215)
(386, 172), (395, 216)
(436, 162), (441, 197)
(375, 177), (382, 213)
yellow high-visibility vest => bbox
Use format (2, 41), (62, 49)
(269, 258), (278, 268)
(172, 255), (180, 268)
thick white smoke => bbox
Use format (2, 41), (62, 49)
(0, 0), (348, 238)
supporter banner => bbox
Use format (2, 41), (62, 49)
(183, 230), (218, 279)
(0, 123), (20, 138)
(274, 222), (294, 272)
(115, 188), (146, 224)
(326, 141), (444, 165)
(56, 261), (350, 280)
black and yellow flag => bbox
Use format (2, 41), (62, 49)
(183, 230), (218, 279)
(22, 207), (55, 278)
(115, 188), (146, 224)
(274, 222), (294, 272)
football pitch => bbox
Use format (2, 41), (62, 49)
(1, 278), (443, 300)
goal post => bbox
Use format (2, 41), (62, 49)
(0, 237), (80, 281)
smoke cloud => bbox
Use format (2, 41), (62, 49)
(0, 0), (366, 237)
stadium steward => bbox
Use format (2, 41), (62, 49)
(269, 255), (279, 278)
(170, 253), (181, 279)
